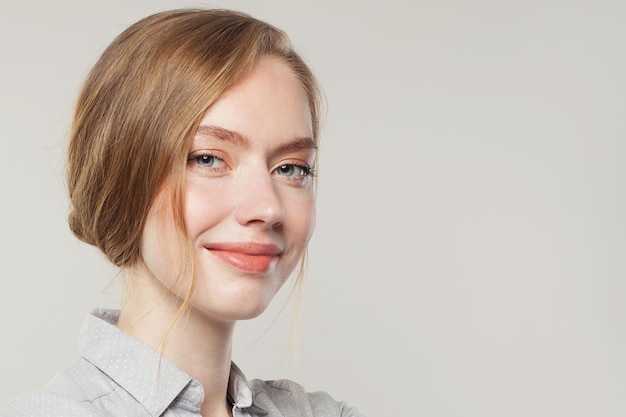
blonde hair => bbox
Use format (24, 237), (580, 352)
(67, 9), (321, 333)
(68, 9), (320, 265)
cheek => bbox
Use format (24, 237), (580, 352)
(183, 180), (229, 237)
(287, 192), (316, 245)
(140, 205), (183, 287)
(304, 200), (316, 241)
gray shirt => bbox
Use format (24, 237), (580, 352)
(1, 309), (363, 417)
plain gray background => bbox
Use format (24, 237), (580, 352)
(1, 1), (625, 416)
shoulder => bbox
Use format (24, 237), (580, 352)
(0, 359), (118, 417)
(0, 390), (98, 417)
(250, 379), (365, 417)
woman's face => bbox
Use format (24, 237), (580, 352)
(140, 57), (316, 322)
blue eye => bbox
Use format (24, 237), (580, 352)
(197, 154), (217, 166)
(274, 164), (314, 178)
(188, 152), (225, 169)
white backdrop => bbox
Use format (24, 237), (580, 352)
(1, 1), (625, 416)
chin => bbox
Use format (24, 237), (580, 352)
(195, 302), (272, 323)
(189, 287), (279, 323)
(228, 304), (270, 321)
(184, 261), (293, 323)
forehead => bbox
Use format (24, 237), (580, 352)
(197, 57), (313, 143)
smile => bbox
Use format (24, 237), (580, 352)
(204, 242), (282, 273)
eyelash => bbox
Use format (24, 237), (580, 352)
(187, 152), (226, 172)
(187, 151), (316, 182)
(274, 163), (316, 180)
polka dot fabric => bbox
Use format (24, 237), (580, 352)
(0, 309), (363, 417)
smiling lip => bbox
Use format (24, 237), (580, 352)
(204, 242), (282, 273)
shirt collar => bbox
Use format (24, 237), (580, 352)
(78, 308), (265, 416)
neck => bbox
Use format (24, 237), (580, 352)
(117, 266), (235, 417)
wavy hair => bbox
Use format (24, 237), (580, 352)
(68, 9), (320, 269)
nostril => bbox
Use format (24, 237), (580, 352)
(233, 181), (285, 227)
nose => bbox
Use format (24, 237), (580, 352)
(233, 169), (285, 228)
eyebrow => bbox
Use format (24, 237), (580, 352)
(196, 125), (250, 147)
(195, 124), (317, 155)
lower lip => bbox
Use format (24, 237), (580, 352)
(209, 250), (277, 273)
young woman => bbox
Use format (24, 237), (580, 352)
(1, 9), (362, 417)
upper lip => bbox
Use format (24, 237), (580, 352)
(204, 242), (283, 256)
